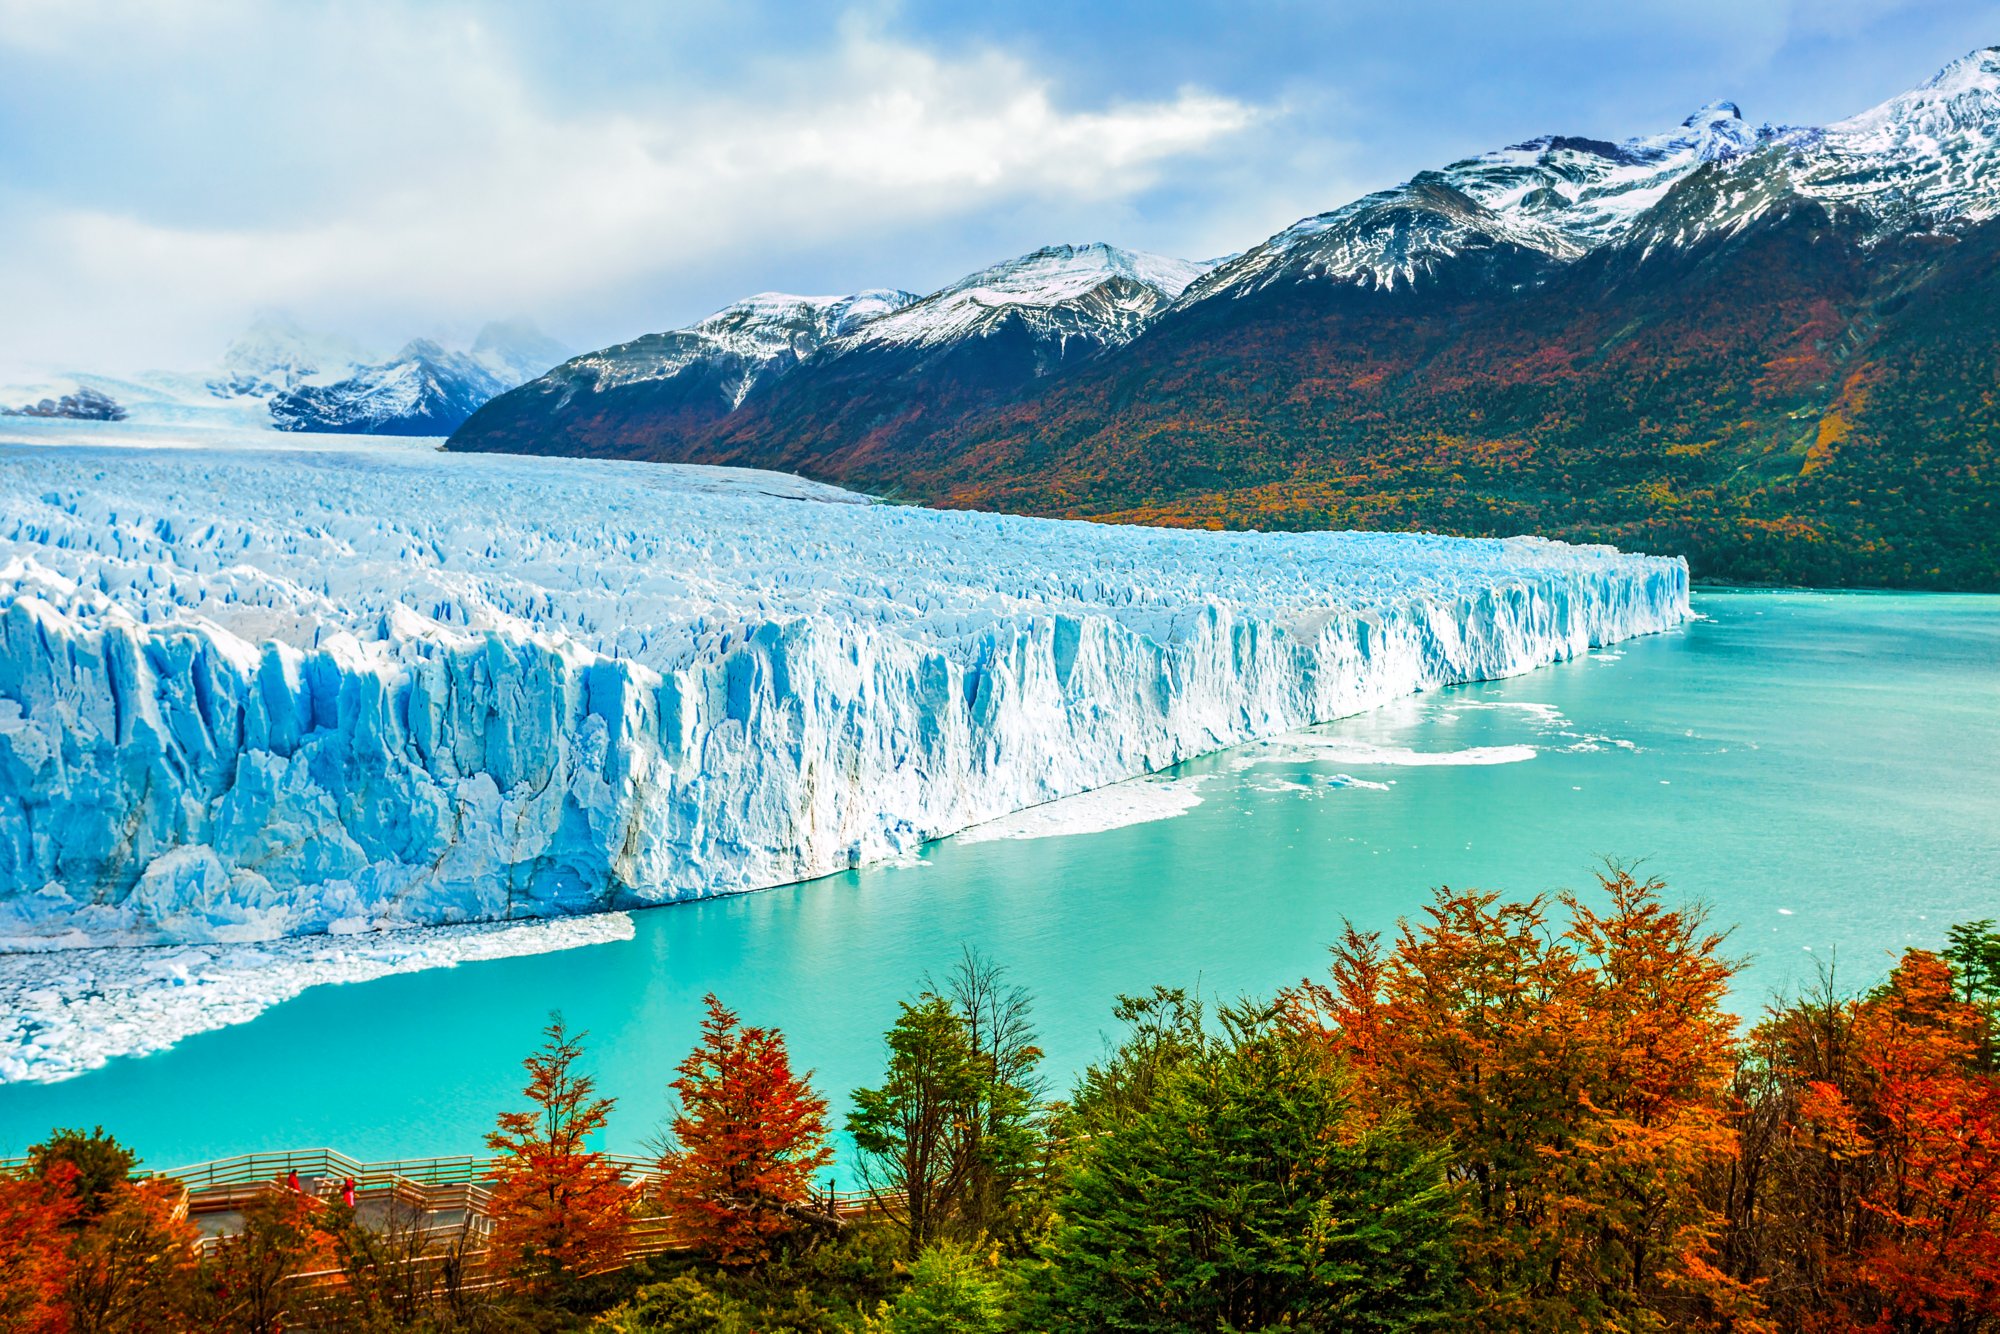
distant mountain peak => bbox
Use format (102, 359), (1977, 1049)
(211, 315), (374, 398)
(1916, 44), (2000, 95)
(1831, 45), (2000, 139)
(470, 320), (573, 383)
(833, 243), (1214, 356)
(1683, 100), (1743, 127)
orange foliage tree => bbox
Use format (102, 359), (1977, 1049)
(1293, 868), (1755, 1330)
(485, 1013), (632, 1303)
(655, 993), (835, 1265)
(65, 1176), (200, 1333)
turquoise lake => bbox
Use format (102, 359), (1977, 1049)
(1, 590), (1995, 1168)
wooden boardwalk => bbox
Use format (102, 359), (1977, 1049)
(35, 1146), (894, 1258)
(0, 1143), (905, 1319)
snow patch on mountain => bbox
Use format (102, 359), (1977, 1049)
(0, 425), (1688, 950)
(1796, 45), (2000, 230)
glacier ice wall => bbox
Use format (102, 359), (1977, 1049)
(0, 430), (1689, 947)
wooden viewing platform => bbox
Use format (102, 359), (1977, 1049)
(4, 1145), (894, 1260)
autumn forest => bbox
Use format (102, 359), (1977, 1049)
(6, 872), (2000, 1333)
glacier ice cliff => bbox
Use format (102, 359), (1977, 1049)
(0, 428), (1689, 948)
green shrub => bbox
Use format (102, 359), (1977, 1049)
(594, 1273), (757, 1333)
(875, 1243), (1013, 1334)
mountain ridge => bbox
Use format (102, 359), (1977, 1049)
(447, 47), (2000, 589)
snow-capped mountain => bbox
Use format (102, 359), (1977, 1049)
(469, 319), (576, 388)
(833, 243), (1211, 367)
(1777, 45), (2000, 232)
(0, 317), (571, 438)
(555, 289), (916, 409)
(265, 322), (571, 435)
(1189, 48), (2000, 302)
(1183, 103), (1807, 300)
(268, 339), (505, 435)
(447, 289), (918, 457)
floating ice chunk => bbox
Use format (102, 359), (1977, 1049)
(955, 776), (1208, 844)
(1438, 700), (1568, 725)
(0, 914), (635, 1084)
(1239, 738), (1540, 768)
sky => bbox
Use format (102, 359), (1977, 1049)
(2, 0), (1997, 379)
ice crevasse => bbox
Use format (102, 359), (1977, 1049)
(0, 434), (1690, 948)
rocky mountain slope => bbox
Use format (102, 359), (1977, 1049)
(449, 47), (2000, 589)
(445, 290), (917, 453)
(1, 386), (127, 421)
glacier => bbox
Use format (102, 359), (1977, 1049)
(0, 423), (1689, 951)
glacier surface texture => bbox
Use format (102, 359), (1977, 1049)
(0, 429), (1690, 948)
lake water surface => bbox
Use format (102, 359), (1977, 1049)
(1, 590), (1994, 1168)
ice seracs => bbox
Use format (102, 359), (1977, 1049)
(0, 426), (1689, 950)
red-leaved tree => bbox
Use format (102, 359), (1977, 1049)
(485, 1014), (632, 1304)
(1791, 950), (2000, 1331)
(656, 994), (835, 1265)
(0, 1163), (77, 1334)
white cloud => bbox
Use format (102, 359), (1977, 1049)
(0, 6), (1259, 375)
